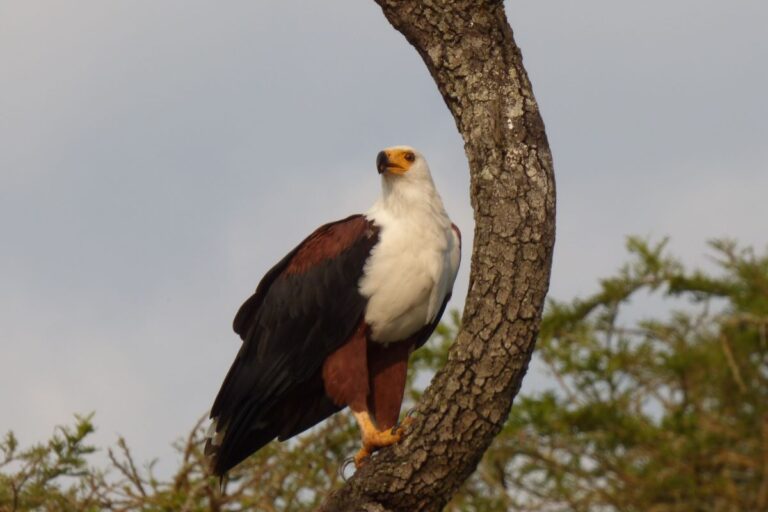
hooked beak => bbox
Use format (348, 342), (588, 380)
(376, 151), (388, 174)
(376, 150), (406, 175)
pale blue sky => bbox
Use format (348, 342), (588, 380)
(1, 0), (766, 473)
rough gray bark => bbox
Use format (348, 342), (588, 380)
(319, 1), (556, 510)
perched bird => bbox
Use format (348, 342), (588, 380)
(205, 146), (461, 475)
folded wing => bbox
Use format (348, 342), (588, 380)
(206, 214), (379, 475)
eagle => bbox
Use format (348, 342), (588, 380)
(205, 146), (461, 475)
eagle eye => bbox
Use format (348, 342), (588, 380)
(404, 152), (415, 162)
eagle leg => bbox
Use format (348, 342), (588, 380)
(352, 410), (408, 468)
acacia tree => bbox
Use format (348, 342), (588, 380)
(321, 1), (556, 510)
(4, 240), (767, 511)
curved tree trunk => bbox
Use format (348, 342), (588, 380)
(320, 1), (556, 510)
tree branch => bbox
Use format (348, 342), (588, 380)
(320, 1), (555, 510)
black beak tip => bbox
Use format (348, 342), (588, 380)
(376, 151), (388, 174)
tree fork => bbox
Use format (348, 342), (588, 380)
(319, 1), (556, 510)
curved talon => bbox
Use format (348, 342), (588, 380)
(390, 416), (413, 435)
(405, 407), (419, 419)
(339, 456), (356, 480)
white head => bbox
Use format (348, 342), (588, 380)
(376, 145), (436, 195)
(373, 145), (446, 217)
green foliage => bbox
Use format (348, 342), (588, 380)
(451, 238), (768, 511)
(2, 238), (766, 511)
(0, 414), (360, 511)
(0, 414), (100, 511)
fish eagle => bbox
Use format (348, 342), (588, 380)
(205, 146), (461, 475)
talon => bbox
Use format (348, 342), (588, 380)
(340, 457), (356, 480)
(389, 411), (416, 435)
(389, 415), (414, 436)
(354, 447), (372, 468)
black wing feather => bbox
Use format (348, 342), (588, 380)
(207, 215), (378, 475)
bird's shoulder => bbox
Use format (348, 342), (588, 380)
(282, 214), (379, 275)
(232, 214), (379, 338)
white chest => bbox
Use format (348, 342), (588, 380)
(359, 210), (459, 343)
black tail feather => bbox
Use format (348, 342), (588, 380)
(205, 372), (341, 477)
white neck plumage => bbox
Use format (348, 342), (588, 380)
(373, 173), (450, 224)
(360, 157), (459, 343)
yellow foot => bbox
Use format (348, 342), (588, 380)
(353, 446), (372, 468)
(354, 427), (405, 468)
(352, 411), (412, 468)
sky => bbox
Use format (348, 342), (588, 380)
(1, 1), (766, 475)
